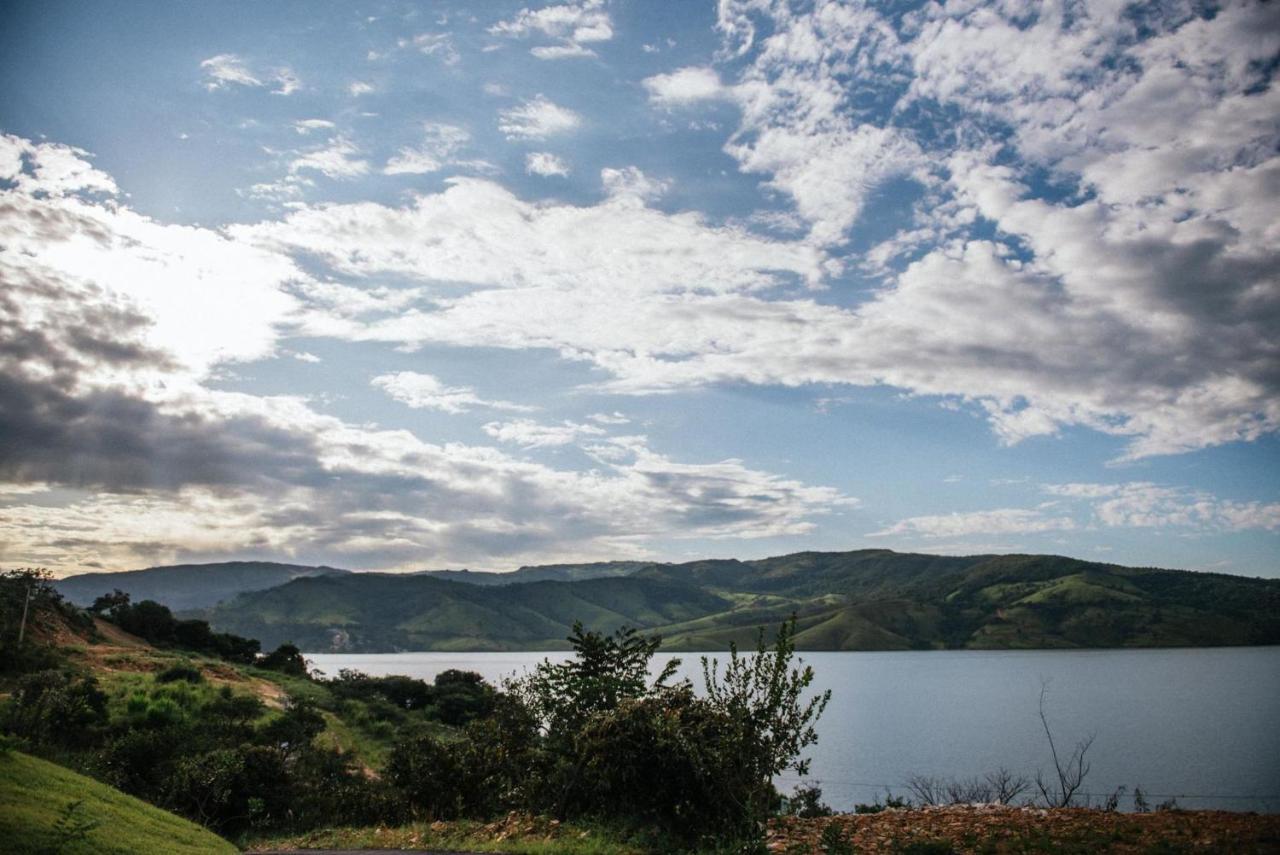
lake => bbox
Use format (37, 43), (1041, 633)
(305, 646), (1280, 813)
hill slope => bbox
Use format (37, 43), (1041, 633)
(0, 750), (237, 855)
(55, 561), (349, 610)
(202, 550), (1280, 652)
(207, 572), (730, 651)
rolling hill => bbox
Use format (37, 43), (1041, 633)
(194, 550), (1280, 652)
(54, 561), (349, 610)
(0, 750), (237, 854)
(205, 572), (730, 651)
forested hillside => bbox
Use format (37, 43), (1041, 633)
(188, 550), (1280, 652)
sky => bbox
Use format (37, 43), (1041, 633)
(1, 0), (1277, 578)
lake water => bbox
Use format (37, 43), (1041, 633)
(306, 647), (1280, 813)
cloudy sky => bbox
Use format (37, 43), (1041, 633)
(1, 0), (1278, 577)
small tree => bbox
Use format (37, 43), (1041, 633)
(513, 622), (679, 738)
(89, 589), (130, 615)
(1034, 682), (1094, 807)
(701, 617), (830, 833)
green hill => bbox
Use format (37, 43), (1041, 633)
(201, 550), (1280, 652)
(55, 561), (349, 611)
(0, 750), (237, 855)
(206, 573), (730, 651)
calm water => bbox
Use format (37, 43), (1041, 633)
(306, 647), (1280, 813)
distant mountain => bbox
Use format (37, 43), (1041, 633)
(55, 561), (349, 611)
(199, 549), (1280, 652)
(414, 561), (657, 585)
(205, 573), (728, 652)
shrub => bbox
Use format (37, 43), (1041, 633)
(1, 670), (108, 749)
(699, 618), (831, 833)
(156, 663), (204, 684)
(784, 783), (833, 818)
(433, 669), (496, 726)
(260, 643), (309, 677)
(387, 725), (471, 819)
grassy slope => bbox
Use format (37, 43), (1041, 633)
(0, 750), (237, 855)
(54, 616), (407, 778)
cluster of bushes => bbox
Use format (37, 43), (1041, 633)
(0, 570), (93, 675)
(385, 620), (830, 849)
(1, 665), (404, 835)
(90, 591), (261, 664)
(324, 667), (496, 727)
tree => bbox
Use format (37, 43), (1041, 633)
(1034, 682), (1094, 807)
(260, 643), (309, 677)
(89, 589), (131, 615)
(700, 617), (830, 831)
(512, 622), (679, 738)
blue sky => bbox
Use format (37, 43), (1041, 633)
(2, 0), (1278, 577)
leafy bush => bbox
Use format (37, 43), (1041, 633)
(260, 643), (309, 677)
(2, 670), (108, 749)
(156, 664), (204, 684)
(784, 783), (833, 818)
(388, 618), (829, 849)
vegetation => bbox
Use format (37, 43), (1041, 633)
(54, 561), (348, 611)
(0, 749), (237, 854)
(91, 592), (261, 663)
(8, 569), (831, 850)
(4, 565), (1278, 853)
(383, 619), (828, 849)
(175, 550), (1280, 651)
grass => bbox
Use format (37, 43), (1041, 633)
(247, 816), (646, 854)
(0, 749), (237, 855)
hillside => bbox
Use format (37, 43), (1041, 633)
(54, 561), (349, 610)
(0, 750), (237, 854)
(206, 572), (730, 651)
(414, 560), (654, 585)
(200, 550), (1280, 652)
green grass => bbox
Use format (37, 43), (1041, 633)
(247, 817), (645, 854)
(0, 750), (237, 854)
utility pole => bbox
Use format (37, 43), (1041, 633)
(17, 579), (33, 645)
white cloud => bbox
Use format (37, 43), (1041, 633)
(870, 508), (1076, 539)
(483, 418), (605, 448)
(294, 119), (336, 135)
(643, 66), (726, 106)
(384, 123), (471, 175)
(498, 95), (581, 140)
(371, 371), (532, 414)
(348, 81), (375, 96)
(646, 9), (924, 245)
(1, 137), (299, 376)
(588, 412), (629, 425)
(289, 137), (370, 179)
(601, 166), (669, 202)
(200, 54), (300, 94)
(200, 54), (261, 90)
(874, 481), (1280, 542)
(0, 134), (117, 197)
(400, 32), (460, 65)
(525, 151), (570, 177)
(490, 0), (612, 60)
(1045, 482), (1280, 532)
(1, 135), (855, 574)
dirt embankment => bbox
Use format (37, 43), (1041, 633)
(767, 804), (1280, 853)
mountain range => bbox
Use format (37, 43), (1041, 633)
(55, 550), (1280, 652)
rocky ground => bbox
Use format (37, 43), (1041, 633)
(766, 804), (1280, 853)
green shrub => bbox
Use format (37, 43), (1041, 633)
(2, 670), (108, 749)
(156, 664), (204, 684)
